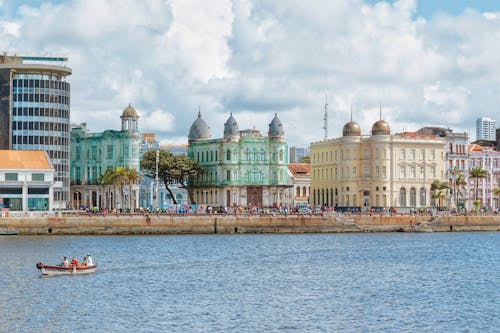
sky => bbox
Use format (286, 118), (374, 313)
(1, 0), (500, 147)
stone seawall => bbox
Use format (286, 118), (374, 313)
(1, 214), (499, 235)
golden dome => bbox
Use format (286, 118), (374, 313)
(343, 121), (361, 136)
(372, 120), (390, 135)
(121, 103), (138, 119)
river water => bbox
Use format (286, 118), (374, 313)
(1, 233), (499, 332)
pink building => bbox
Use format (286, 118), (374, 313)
(468, 145), (500, 210)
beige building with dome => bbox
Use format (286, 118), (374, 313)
(69, 104), (141, 210)
(310, 118), (447, 211)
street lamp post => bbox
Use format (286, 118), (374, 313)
(155, 150), (159, 211)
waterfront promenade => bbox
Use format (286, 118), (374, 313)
(1, 213), (499, 235)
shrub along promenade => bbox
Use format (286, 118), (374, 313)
(1, 213), (499, 235)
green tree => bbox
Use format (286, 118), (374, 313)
(111, 166), (128, 210)
(469, 166), (488, 201)
(125, 167), (141, 211)
(299, 155), (310, 163)
(431, 180), (449, 209)
(141, 150), (204, 204)
(96, 168), (115, 209)
(493, 188), (500, 210)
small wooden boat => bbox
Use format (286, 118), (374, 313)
(36, 262), (97, 276)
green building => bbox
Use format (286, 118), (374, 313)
(188, 112), (292, 208)
(70, 104), (140, 210)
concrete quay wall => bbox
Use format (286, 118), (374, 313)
(0, 214), (499, 235)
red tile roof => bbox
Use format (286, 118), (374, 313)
(0, 150), (52, 170)
(288, 163), (310, 177)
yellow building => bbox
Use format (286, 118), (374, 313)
(310, 119), (447, 211)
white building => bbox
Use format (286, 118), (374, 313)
(0, 150), (60, 211)
(476, 117), (496, 141)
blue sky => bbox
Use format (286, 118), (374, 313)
(366, 0), (500, 18)
(1, 0), (499, 145)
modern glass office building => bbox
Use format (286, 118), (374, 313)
(0, 54), (71, 208)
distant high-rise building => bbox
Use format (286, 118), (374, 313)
(0, 53), (71, 209)
(289, 146), (309, 163)
(476, 117), (496, 141)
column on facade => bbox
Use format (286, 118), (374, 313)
(48, 183), (54, 211)
(22, 182), (28, 211)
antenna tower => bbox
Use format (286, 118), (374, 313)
(323, 94), (328, 139)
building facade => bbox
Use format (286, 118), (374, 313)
(0, 54), (71, 208)
(468, 144), (500, 211)
(0, 150), (60, 211)
(188, 112), (291, 208)
(70, 105), (141, 210)
(288, 163), (311, 206)
(417, 127), (470, 209)
(476, 117), (496, 141)
(310, 119), (447, 211)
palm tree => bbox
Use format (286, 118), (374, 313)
(455, 174), (467, 209)
(97, 168), (115, 209)
(124, 167), (141, 212)
(431, 180), (449, 209)
(493, 188), (500, 212)
(111, 167), (128, 212)
(469, 166), (488, 202)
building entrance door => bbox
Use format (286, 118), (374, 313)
(247, 186), (263, 207)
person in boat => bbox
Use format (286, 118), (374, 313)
(85, 253), (93, 266)
(61, 256), (69, 267)
(71, 257), (79, 267)
(81, 253), (93, 266)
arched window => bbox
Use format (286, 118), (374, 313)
(296, 187), (301, 197)
(410, 187), (416, 207)
(400, 187), (407, 207)
(449, 143), (453, 153)
(303, 186), (307, 198)
(420, 187), (426, 206)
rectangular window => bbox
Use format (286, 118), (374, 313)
(382, 166), (386, 178)
(353, 167), (357, 176)
(410, 166), (416, 179)
(400, 149), (405, 159)
(226, 170), (231, 181)
(431, 149), (435, 160)
(400, 166), (406, 178)
(32, 173), (44, 181)
(76, 146), (81, 160)
(420, 166), (425, 179)
(375, 166), (380, 177)
(91, 146), (97, 159)
(410, 149), (415, 160)
(124, 145), (130, 159)
(107, 145), (113, 159)
(420, 149), (425, 160)
(5, 173), (18, 181)
(430, 166), (436, 178)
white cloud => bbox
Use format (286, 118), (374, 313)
(141, 109), (176, 132)
(1, 0), (499, 147)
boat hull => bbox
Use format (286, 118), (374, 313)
(36, 262), (97, 276)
